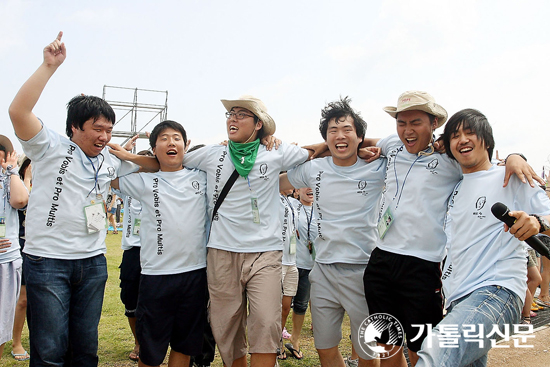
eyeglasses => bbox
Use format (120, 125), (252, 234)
(225, 112), (255, 120)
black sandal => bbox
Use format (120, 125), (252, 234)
(285, 343), (303, 360)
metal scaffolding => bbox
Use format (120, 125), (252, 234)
(102, 86), (168, 151)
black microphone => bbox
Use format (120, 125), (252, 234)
(491, 202), (550, 259)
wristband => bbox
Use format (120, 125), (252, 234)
(5, 165), (19, 176)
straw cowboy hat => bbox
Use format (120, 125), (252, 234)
(384, 90), (447, 128)
(221, 95), (276, 136)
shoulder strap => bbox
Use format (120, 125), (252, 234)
(211, 169), (239, 221)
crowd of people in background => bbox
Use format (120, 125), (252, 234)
(2, 32), (550, 367)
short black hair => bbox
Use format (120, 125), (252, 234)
(137, 149), (154, 156)
(443, 108), (495, 161)
(19, 157), (31, 180)
(149, 120), (188, 149)
(187, 144), (205, 153)
(319, 96), (367, 142)
(66, 95), (116, 138)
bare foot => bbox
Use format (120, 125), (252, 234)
(129, 345), (139, 361)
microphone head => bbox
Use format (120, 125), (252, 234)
(491, 202), (508, 218)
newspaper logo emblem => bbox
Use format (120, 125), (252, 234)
(358, 313), (404, 359)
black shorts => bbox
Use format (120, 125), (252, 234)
(119, 246), (141, 317)
(136, 268), (208, 366)
(363, 247), (443, 352)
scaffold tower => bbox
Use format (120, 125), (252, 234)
(102, 86), (168, 152)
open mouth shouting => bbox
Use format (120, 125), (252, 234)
(335, 142), (348, 152)
(166, 148), (178, 156)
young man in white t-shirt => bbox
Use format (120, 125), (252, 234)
(112, 120), (208, 367)
(182, 95), (311, 367)
(280, 97), (385, 367)
(415, 108), (550, 367)
(8, 32), (156, 366)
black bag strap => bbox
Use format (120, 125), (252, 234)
(211, 169), (239, 221)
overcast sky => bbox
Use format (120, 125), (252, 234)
(2, 0), (549, 176)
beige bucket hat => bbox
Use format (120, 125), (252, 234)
(383, 90), (447, 128)
(221, 95), (276, 136)
(0, 135), (14, 154)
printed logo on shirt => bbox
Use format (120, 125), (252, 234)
(107, 167), (116, 178)
(357, 180), (368, 196)
(473, 196), (486, 219)
(426, 158), (439, 174)
(192, 180), (204, 195)
(259, 163), (269, 180)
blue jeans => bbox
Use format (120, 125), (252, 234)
(24, 254), (108, 367)
(416, 285), (522, 367)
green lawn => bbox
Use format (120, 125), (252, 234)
(0, 233), (353, 366)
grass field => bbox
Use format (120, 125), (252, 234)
(0, 233), (353, 366)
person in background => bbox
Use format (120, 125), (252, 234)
(0, 135), (29, 360)
(278, 188), (299, 361)
(10, 154), (32, 361)
(285, 186), (316, 361)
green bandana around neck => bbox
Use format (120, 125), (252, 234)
(228, 139), (260, 178)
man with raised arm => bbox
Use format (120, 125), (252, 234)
(8, 32), (155, 366)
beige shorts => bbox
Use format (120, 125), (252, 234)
(207, 248), (282, 366)
(282, 264), (299, 297)
(527, 248), (538, 268)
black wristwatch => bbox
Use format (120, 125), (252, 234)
(532, 214), (550, 233)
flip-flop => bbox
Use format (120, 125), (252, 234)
(129, 350), (139, 361)
(277, 350), (287, 360)
(285, 343), (303, 360)
(11, 350), (30, 361)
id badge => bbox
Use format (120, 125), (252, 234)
(133, 218), (141, 236)
(250, 197), (260, 224)
(309, 240), (316, 261)
(377, 206), (394, 239)
(84, 202), (107, 234)
(289, 234), (297, 255)
(0, 216), (5, 237)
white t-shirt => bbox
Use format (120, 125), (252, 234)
(115, 191), (142, 251)
(287, 156), (386, 265)
(442, 165), (550, 305)
(183, 143), (309, 253)
(118, 168), (208, 275)
(0, 173), (22, 264)
(280, 194), (297, 266)
(294, 200), (316, 270)
(377, 134), (462, 262)
(19, 124), (138, 259)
